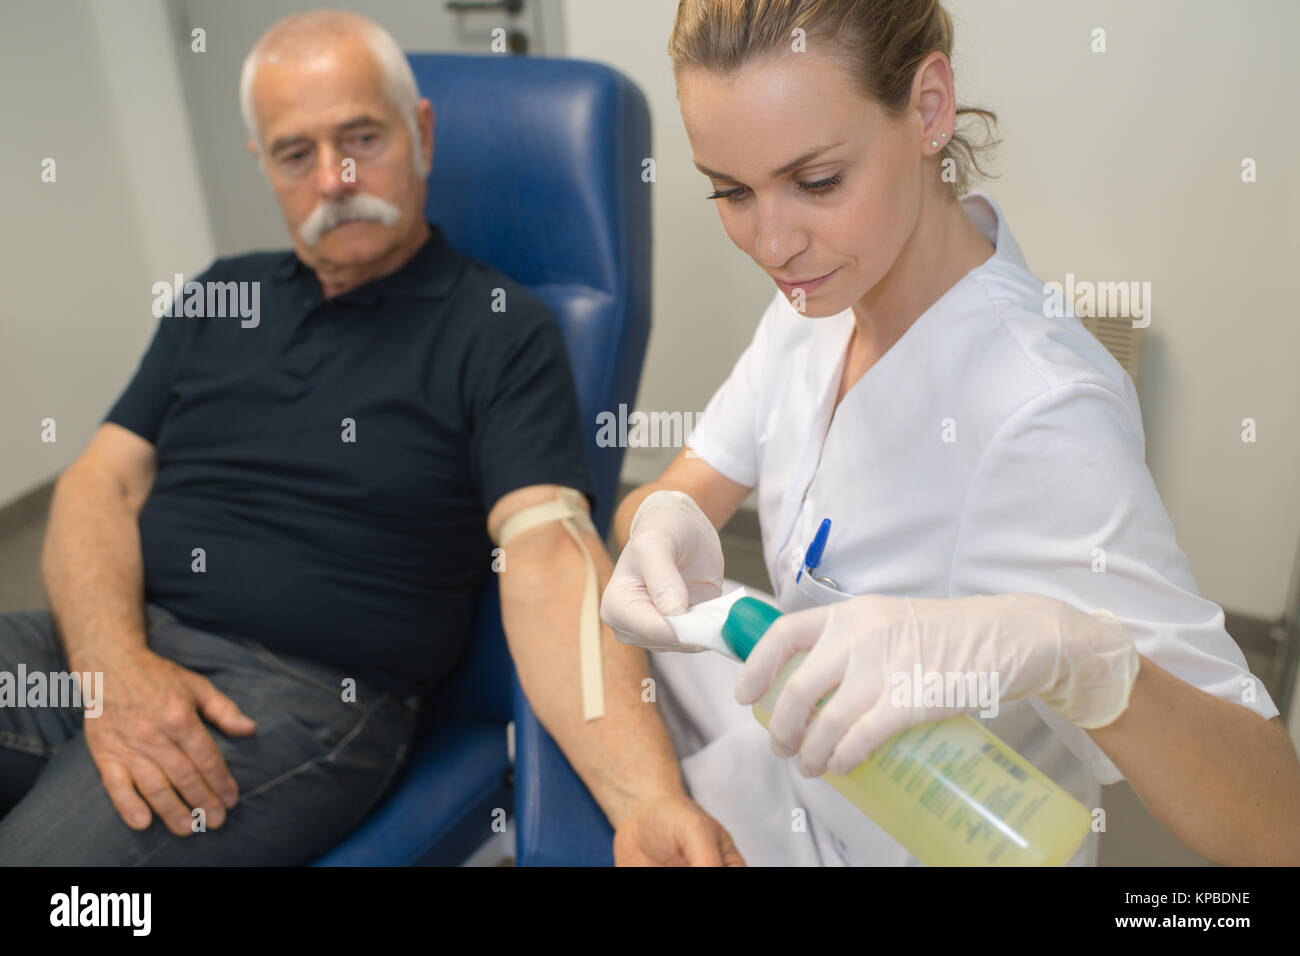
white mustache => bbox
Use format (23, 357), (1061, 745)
(298, 194), (402, 246)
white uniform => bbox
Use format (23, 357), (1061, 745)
(651, 191), (1279, 866)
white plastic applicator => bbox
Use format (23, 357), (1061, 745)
(662, 585), (758, 661)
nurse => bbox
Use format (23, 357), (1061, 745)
(600, 0), (1300, 865)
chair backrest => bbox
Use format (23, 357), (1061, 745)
(407, 53), (652, 724)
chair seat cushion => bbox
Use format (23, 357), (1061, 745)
(311, 719), (510, 866)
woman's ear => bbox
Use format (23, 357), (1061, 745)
(911, 51), (956, 149)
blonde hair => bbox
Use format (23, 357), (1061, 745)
(667, 0), (999, 197)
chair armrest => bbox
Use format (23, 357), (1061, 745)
(511, 675), (614, 866)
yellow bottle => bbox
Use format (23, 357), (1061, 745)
(723, 596), (1092, 866)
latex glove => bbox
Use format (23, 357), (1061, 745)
(599, 490), (724, 652)
(735, 592), (1139, 777)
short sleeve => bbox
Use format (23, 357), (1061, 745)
(103, 311), (189, 444)
(948, 382), (1279, 785)
(683, 294), (780, 487)
(468, 308), (597, 515)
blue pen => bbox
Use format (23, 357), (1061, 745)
(796, 518), (832, 583)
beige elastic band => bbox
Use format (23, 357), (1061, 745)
(498, 488), (604, 721)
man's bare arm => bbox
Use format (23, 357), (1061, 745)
(41, 423), (156, 673)
(489, 484), (686, 828)
(40, 422), (256, 835)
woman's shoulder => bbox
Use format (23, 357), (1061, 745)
(953, 193), (1140, 425)
(945, 266), (1146, 455)
(976, 260), (1135, 393)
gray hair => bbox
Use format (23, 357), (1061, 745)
(239, 11), (429, 177)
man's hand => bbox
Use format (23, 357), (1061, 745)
(613, 793), (746, 866)
(83, 646), (258, 836)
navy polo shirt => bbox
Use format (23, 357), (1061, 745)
(104, 223), (596, 696)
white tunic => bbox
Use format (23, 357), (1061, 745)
(651, 191), (1279, 866)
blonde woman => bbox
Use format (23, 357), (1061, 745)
(602, 0), (1300, 865)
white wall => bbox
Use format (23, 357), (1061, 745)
(2, 0), (1296, 623)
(562, 0), (773, 500)
(0, 0), (214, 503)
(562, 0), (1300, 621)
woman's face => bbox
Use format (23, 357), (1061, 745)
(677, 47), (929, 318)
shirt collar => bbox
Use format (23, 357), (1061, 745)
(271, 222), (462, 304)
(960, 191), (1029, 273)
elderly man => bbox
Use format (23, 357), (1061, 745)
(0, 11), (740, 866)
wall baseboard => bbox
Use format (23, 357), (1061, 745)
(0, 481), (54, 540)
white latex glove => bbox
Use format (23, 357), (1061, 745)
(599, 490), (724, 653)
(735, 592), (1140, 778)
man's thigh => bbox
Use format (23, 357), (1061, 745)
(0, 607), (416, 865)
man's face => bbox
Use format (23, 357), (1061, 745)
(247, 35), (432, 271)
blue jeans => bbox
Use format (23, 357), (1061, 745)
(0, 603), (416, 864)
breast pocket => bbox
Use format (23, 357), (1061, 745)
(786, 568), (855, 611)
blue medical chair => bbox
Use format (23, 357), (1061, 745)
(311, 53), (652, 866)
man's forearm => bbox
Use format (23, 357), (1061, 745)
(41, 466), (149, 673)
(1086, 654), (1300, 864)
(499, 523), (686, 829)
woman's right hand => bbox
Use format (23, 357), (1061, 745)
(600, 489), (725, 652)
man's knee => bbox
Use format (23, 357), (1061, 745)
(0, 733), (150, 865)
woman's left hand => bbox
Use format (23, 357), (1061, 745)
(735, 593), (1140, 778)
